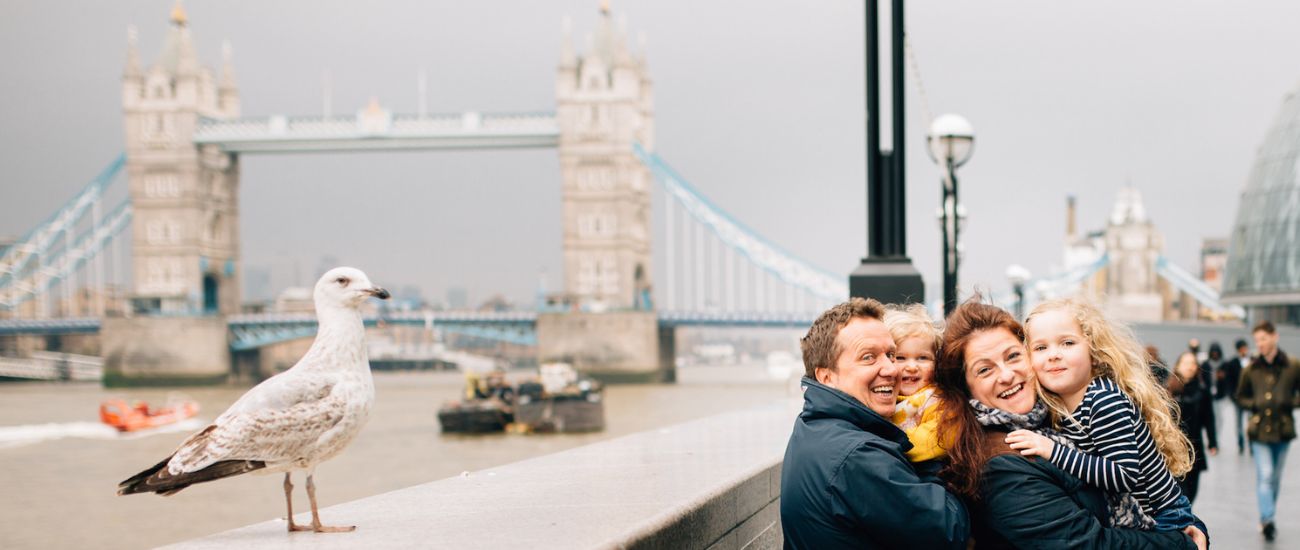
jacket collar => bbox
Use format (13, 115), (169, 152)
(799, 377), (911, 449)
(1254, 349), (1289, 370)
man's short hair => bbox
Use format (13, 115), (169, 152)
(1236, 338), (1250, 350)
(1253, 320), (1277, 335)
(801, 297), (886, 378)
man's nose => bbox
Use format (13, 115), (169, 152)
(879, 356), (898, 378)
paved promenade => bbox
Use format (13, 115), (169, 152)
(1194, 401), (1299, 548)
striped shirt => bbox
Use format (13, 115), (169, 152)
(1048, 377), (1182, 519)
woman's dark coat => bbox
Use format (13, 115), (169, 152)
(1173, 376), (1217, 472)
(971, 429), (1197, 550)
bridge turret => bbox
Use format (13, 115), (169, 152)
(556, 5), (655, 311)
(122, 26), (144, 109)
(121, 3), (241, 317)
(217, 40), (240, 117)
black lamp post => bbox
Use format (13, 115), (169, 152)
(926, 114), (975, 314)
(849, 0), (926, 305)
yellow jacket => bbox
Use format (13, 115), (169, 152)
(892, 385), (947, 463)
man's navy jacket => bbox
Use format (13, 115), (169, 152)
(780, 379), (969, 549)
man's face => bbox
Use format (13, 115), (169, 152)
(816, 317), (898, 417)
(1239, 344), (1250, 358)
(1254, 330), (1279, 359)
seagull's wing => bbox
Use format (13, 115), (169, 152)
(167, 367), (345, 474)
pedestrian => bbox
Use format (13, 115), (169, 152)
(1168, 351), (1217, 504)
(1218, 339), (1249, 453)
(1200, 342), (1223, 397)
(1235, 320), (1300, 542)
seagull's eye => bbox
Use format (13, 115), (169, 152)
(336, 277), (350, 286)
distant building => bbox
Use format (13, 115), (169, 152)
(243, 265), (272, 303)
(273, 287), (314, 313)
(1055, 189), (1213, 323)
(446, 287), (468, 310)
(1200, 238), (1228, 294)
(1223, 83), (1300, 325)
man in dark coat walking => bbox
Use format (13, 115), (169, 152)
(1236, 321), (1300, 542)
(780, 298), (968, 549)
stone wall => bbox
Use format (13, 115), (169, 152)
(168, 400), (799, 549)
(101, 316), (230, 386)
(537, 311), (673, 383)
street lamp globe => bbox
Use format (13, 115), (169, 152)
(927, 114), (976, 168)
(1005, 264), (1031, 288)
(1006, 264), (1031, 319)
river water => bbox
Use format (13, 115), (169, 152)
(0, 366), (798, 549)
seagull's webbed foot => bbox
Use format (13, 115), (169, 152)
(304, 473), (356, 534)
(310, 523), (357, 533)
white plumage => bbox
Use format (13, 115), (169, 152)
(119, 266), (390, 533)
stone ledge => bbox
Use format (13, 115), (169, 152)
(167, 399), (800, 550)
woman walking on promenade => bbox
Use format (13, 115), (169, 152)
(1168, 351), (1217, 504)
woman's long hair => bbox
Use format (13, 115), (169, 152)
(933, 300), (1026, 501)
(1025, 297), (1193, 476)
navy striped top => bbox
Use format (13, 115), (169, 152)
(1048, 377), (1182, 519)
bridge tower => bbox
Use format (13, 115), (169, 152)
(540, 6), (671, 383)
(555, 5), (654, 311)
(122, 4), (241, 316)
(105, 4), (240, 386)
(1102, 187), (1165, 322)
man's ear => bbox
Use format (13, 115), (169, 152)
(815, 366), (835, 386)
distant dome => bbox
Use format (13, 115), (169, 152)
(1224, 84), (1300, 302)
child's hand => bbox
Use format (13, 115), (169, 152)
(1005, 429), (1055, 459)
(1183, 525), (1207, 550)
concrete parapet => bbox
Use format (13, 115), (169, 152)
(101, 316), (230, 386)
(167, 399), (799, 550)
(537, 311), (675, 383)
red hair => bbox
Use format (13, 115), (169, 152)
(933, 299), (1025, 500)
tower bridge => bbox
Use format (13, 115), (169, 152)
(0, 4), (841, 385)
(0, 4), (1244, 385)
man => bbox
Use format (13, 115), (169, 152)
(780, 298), (968, 549)
(1235, 320), (1300, 542)
(1219, 339), (1250, 453)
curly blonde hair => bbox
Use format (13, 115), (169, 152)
(883, 303), (943, 354)
(1025, 297), (1192, 476)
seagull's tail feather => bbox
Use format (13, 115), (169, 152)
(117, 455), (266, 496)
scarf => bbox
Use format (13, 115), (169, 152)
(969, 398), (1154, 529)
(895, 386), (937, 431)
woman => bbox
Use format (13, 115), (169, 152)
(1168, 351), (1218, 503)
(932, 301), (1202, 549)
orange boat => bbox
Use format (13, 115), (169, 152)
(100, 396), (200, 432)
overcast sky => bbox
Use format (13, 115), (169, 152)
(2, 0), (1298, 307)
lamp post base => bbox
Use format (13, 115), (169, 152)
(849, 258), (925, 305)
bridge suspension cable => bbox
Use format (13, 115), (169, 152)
(1, 156), (130, 317)
(636, 144), (847, 315)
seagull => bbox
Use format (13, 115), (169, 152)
(118, 267), (390, 533)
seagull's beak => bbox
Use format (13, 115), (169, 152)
(367, 287), (391, 300)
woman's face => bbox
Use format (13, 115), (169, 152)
(895, 336), (936, 397)
(964, 327), (1036, 415)
(1176, 353), (1199, 382)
